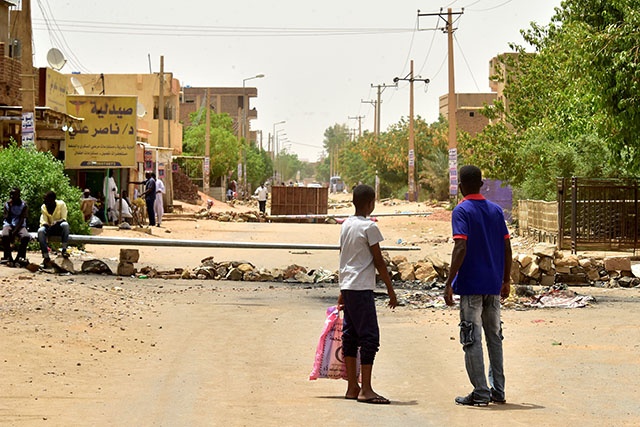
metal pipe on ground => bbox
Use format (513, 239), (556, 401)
(33, 234), (420, 251)
(266, 212), (432, 219)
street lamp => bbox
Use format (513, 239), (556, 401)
(239, 73), (265, 197)
(272, 120), (285, 184)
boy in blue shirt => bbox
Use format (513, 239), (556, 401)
(338, 184), (398, 404)
(444, 165), (512, 406)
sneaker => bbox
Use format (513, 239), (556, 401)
(455, 393), (489, 407)
(61, 248), (70, 258)
(490, 389), (506, 404)
(16, 257), (29, 268)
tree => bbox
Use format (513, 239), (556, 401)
(0, 143), (88, 235)
(182, 110), (239, 181)
(462, 0), (639, 200)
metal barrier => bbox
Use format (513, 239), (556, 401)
(557, 177), (639, 253)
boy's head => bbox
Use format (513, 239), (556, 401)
(352, 184), (376, 214)
(459, 165), (483, 195)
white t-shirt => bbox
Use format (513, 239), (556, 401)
(339, 216), (384, 291)
(255, 186), (268, 201)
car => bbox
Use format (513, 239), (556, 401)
(307, 183), (322, 188)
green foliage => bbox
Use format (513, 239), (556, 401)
(462, 0), (639, 200)
(275, 149), (304, 183)
(183, 110), (239, 179)
(0, 143), (89, 235)
(245, 145), (273, 188)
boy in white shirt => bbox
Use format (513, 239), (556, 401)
(338, 184), (398, 404)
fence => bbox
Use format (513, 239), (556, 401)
(517, 200), (559, 244)
(270, 186), (328, 216)
(557, 177), (639, 252)
(518, 178), (640, 253)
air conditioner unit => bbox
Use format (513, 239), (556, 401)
(9, 39), (21, 59)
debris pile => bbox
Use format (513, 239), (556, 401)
(511, 243), (640, 288)
(172, 169), (200, 204)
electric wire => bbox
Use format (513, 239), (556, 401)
(454, 33), (481, 91)
(467, 0), (515, 12)
(41, 0), (92, 73)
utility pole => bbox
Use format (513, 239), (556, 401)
(348, 115), (364, 138)
(204, 88), (210, 193)
(370, 83), (396, 136)
(418, 7), (463, 199)
(158, 56), (165, 148)
(361, 99), (377, 136)
(17, 0), (36, 149)
(394, 60), (429, 202)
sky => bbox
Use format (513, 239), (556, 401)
(30, 0), (562, 162)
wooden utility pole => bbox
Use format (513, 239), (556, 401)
(349, 115), (364, 137)
(361, 99), (377, 136)
(204, 88), (210, 192)
(17, 0), (36, 149)
(393, 60), (429, 202)
(370, 83), (396, 137)
(417, 8), (463, 198)
(158, 56), (165, 148)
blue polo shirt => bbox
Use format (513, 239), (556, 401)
(451, 194), (509, 295)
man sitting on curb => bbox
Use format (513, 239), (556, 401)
(38, 191), (70, 268)
(1, 187), (31, 267)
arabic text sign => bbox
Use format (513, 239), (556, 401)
(65, 95), (137, 169)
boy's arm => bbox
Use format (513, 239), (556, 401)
(444, 238), (467, 306)
(370, 243), (398, 308)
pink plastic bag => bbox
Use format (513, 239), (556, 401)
(309, 306), (347, 380)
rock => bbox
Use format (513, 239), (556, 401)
(522, 260), (540, 279)
(517, 254), (533, 268)
(237, 263), (254, 274)
(617, 276), (635, 288)
(50, 256), (75, 274)
(397, 262), (415, 281)
(414, 261), (437, 282)
(258, 270), (275, 282)
(510, 261), (521, 284)
(81, 259), (113, 275)
(579, 258), (592, 269)
(283, 264), (307, 280)
(218, 214), (232, 222)
(215, 265), (228, 278)
(533, 243), (557, 258)
(25, 262), (40, 273)
(604, 256), (631, 272)
(294, 271), (314, 283)
(117, 262), (135, 276)
(193, 266), (215, 279)
(226, 268), (243, 281)
(244, 270), (263, 281)
(538, 256), (553, 272)
(587, 268), (601, 281)
(181, 269), (193, 279)
(391, 255), (408, 266)
(555, 254), (579, 267)
(119, 248), (140, 263)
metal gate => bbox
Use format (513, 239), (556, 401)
(557, 177), (639, 253)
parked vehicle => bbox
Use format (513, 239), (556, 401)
(329, 176), (345, 193)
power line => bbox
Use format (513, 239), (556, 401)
(32, 20), (415, 38)
(454, 33), (480, 91)
(467, 0), (515, 12)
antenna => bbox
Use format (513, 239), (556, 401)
(46, 48), (66, 70)
(70, 76), (85, 95)
(136, 100), (147, 118)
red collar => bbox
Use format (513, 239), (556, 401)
(461, 194), (486, 202)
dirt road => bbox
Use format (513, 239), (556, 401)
(0, 196), (639, 426)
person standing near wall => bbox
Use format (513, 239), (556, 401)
(254, 182), (268, 214)
(153, 172), (165, 227)
(103, 170), (118, 224)
(131, 172), (156, 227)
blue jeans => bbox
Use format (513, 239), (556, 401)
(459, 294), (505, 400)
(38, 222), (70, 258)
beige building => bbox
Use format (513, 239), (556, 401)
(180, 86), (260, 145)
(439, 93), (496, 137)
(66, 73), (183, 153)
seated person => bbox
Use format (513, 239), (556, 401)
(115, 190), (134, 223)
(38, 191), (70, 267)
(1, 187), (30, 267)
(80, 189), (97, 222)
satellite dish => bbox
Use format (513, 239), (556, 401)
(136, 101), (147, 118)
(70, 76), (85, 95)
(46, 48), (66, 70)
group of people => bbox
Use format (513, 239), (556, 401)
(2, 188), (71, 269)
(338, 165), (511, 407)
(2, 171), (167, 269)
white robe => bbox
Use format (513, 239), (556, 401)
(103, 176), (118, 222)
(154, 179), (166, 225)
